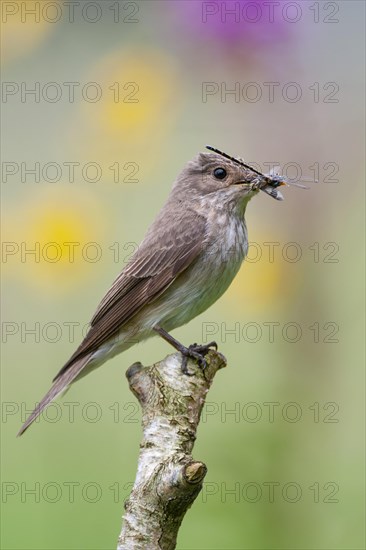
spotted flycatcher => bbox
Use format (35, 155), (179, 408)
(18, 146), (296, 435)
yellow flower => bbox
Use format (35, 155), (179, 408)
(75, 49), (182, 165)
(3, 188), (106, 293)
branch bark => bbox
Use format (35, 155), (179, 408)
(117, 349), (227, 550)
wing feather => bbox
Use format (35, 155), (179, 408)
(53, 211), (206, 380)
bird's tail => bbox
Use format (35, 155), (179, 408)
(17, 353), (93, 436)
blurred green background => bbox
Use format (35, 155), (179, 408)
(1, 1), (365, 549)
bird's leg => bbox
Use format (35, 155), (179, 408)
(153, 325), (218, 375)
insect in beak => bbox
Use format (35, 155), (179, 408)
(260, 175), (286, 201)
(260, 168), (312, 201)
(260, 182), (285, 201)
(205, 146), (315, 202)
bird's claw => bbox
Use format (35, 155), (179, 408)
(180, 341), (218, 375)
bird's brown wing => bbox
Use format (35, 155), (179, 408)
(53, 211), (206, 380)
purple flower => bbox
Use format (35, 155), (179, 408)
(174, 1), (290, 46)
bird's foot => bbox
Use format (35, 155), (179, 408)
(152, 326), (218, 376)
(180, 341), (218, 375)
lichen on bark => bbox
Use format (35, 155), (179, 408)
(117, 349), (226, 550)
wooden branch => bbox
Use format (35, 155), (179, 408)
(117, 349), (227, 550)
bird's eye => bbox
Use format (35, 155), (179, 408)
(213, 167), (227, 180)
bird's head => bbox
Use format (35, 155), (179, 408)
(172, 146), (292, 213)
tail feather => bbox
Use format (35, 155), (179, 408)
(17, 353), (93, 436)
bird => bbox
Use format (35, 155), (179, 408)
(18, 145), (290, 436)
